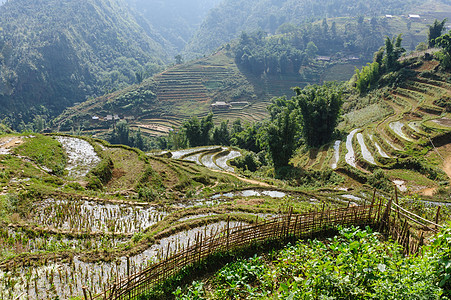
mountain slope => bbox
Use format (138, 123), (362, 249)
(0, 0), (168, 127)
(125, 0), (221, 53)
(54, 15), (436, 137)
(185, 0), (448, 56)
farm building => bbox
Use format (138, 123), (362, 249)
(211, 101), (232, 110)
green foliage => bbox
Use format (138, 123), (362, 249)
(86, 176), (103, 190)
(176, 226), (449, 299)
(295, 83), (343, 147)
(109, 121), (151, 151)
(212, 120), (231, 146)
(137, 167), (164, 201)
(90, 157), (114, 184)
(263, 108), (299, 169)
(187, 0), (422, 56)
(367, 168), (391, 191)
(183, 114), (214, 147)
(0, 194), (18, 222)
(235, 31), (304, 76)
(383, 34), (405, 72)
(65, 181), (84, 191)
(230, 120), (262, 153)
(354, 62), (380, 94)
(428, 19), (448, 48)
(427, 224), (451, 296)
(115, 89), (156, 110)
(230, 151), (261, 172)
(212, 255), (268, 299)
(174, 281), (205, 300)
(0, 0), (166, 126)
(435, 30), (451, 69)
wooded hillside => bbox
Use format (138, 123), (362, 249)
(0, 0), (168, 127)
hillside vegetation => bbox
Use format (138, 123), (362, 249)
(176, 226), (451, 299)
(0, 0), (168, 126)
(54, 14), (437, 140)
(186, 0), (448, 56)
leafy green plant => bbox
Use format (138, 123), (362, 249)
(174, 281), (206, 300)
(175, 226), (448, 299)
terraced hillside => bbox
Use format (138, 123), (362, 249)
(2, 133), (382, 299)
(54, 48), (366, 137)
(293, 59), (451, 195)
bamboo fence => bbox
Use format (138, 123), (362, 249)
(87, 193), (442, 300)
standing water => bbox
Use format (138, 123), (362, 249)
(345, 129), (359, 168)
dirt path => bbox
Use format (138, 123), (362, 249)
(0, 136), (23, 154)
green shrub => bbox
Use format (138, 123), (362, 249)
(43, 176), (64, 186)
(175, 226), (448, 299)
(86, 176), (103, 190)
(65, 181), (84, 191)
(230, 152), (261, 172)
(91, 157), (114, 184)
(138, 187), (159, 201)
(367, 168), (391, 191)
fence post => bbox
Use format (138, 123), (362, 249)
(185, 238), (190, 267)
(286, 207), (292, 239)
(126, 256), (130, 278)
(435, 206), (441, 229)
(368, 195), (375, 222)
(376, 197), (383, 223)
(394, 186), (400, 220)
(226, 216), (230, 250)
(82, 287), (88, 300)
(198, 233), (203, 262)
(294, 215), (299, 239)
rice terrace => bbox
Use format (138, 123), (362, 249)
(1, 0), (451, 299)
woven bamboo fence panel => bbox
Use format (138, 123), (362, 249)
(88, 196), (442, 300)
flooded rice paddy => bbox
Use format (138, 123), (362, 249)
(389, 121), (414, 142)
(170, 146), (218, 160)
(215, 150), (241, 172)
(30, 199), (167, 234)
(331, 141), (341, 169)
(345, 129), (359, 168)
(165, 146), (242, 173)
(369, 135), (390, 158)
(55, 136), (101, 178)
(0, 221), (244, 300)
(356, 133), (375, 165)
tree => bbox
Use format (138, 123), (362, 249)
(294, 83), (343, 147)
(428, 19), (447, 48)
(436, 31), (451, 55)
(135, 71), (144, 84)
(167, 127), (187, 150)
(113, 121), (130, 145)
(264, 108), (298, 169)
(306, 41), (318, 60)
(175, 54), (184, 65)
(354, 62), (380, 94)
(435, 31), (451, 69)
(212, 120), (231, 146)
(183, 113), (213, 147)
(383, 34), (404, 72)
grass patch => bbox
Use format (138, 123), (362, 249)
(13, 135), (66, 176)
(385, 169), (438, 187)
